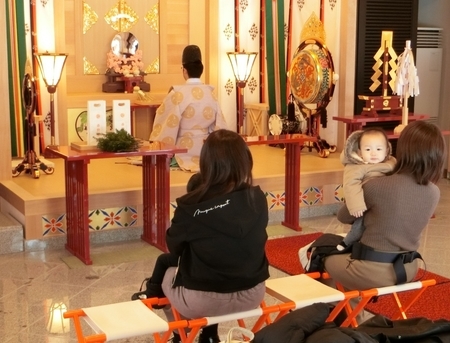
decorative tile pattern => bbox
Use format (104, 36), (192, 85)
(266, 191), (285, 210)
(41, 207), (138, 237)
(39, 184), (343, 236)
(42, 214), (66, 236)
(89, 207), (138, 231)
(334, 184), (344, 202)
(300, 186), (323, 206)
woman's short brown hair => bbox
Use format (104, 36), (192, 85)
(392, 120), (446, 184)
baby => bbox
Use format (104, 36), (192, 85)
(337, 127), (396, 251)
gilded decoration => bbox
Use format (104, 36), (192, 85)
(144, 4), (159, 34)
(82, 1), (160, 75)
(300, 12), (326, 45)
(104, 0), (139, 32)
(370, 31), (398, 93)
(83, 57), (100, 75)
(144, 58), (160, 74)
(83, 1), (98, 34)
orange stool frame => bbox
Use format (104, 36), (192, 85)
(63, 298), (187, 343)
(340, 278), (436, 327)
(170, 302), (281, 343)
(264, 272), (360, 325)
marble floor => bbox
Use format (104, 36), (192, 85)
(0, 178), (449, 342)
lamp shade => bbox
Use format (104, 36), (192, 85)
(34, 52), (68, 92)
(227, 51), (258, 83)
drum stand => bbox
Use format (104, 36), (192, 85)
(300, 107), (336, 158)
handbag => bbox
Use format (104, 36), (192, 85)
(220, 327), (254, 343)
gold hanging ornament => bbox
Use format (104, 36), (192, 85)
(104, 0), (139, 33)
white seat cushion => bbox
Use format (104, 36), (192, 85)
(265, 274), (345, 308)
(82, 300), (169, 340)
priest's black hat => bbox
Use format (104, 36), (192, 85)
(182, 45), (202, 65)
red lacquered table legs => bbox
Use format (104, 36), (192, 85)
(63, 153), (172, 264)
(282, 143), (301, 231)
(141, 154), (171, 251)
(65, 159), (92, 265)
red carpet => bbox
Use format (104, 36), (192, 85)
(266, 234), (450, 321)
(266, 233), (323, 275)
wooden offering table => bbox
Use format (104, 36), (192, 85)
(45, 143), (187, 264)
(130, 103), (160, 140)
(333, 114), (430, 139)
(244, 134), (316, 231)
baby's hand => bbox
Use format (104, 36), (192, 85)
(351, 210), (364, 218)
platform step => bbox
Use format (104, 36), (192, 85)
(0, 213), (23, 254)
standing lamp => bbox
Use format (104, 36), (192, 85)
(227, 51), (258, 134)
(34, 52), (68, 149)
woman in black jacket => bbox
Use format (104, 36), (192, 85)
(136, 129), (270, 343)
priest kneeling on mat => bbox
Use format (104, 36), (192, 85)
(149, 44), (228, 172)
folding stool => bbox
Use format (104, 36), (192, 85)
(172, 303), (281, 343)
(63, 298), (187, 343)
(184, 304), (280, 343)
(340, 278), (436, 327)
(264, 273), (360, 324)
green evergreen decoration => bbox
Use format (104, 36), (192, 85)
(95, 129), (140, 152)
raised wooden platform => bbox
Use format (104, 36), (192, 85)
(0, 145), (344, 244)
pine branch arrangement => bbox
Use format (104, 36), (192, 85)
(95, 129), (140, 152)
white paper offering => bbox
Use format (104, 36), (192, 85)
(87, 100), (107, 146)
(112, 100), (131, 134)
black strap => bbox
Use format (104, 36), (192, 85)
(351, 242), (423, 284)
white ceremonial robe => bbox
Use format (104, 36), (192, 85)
(150, 78), (228, 172)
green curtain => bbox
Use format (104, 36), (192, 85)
(5, 1), (27, 157)
(264, 0), (287, 116)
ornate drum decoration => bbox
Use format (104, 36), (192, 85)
(289, 39), (335, 112)
(279, 12), (337, 157)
